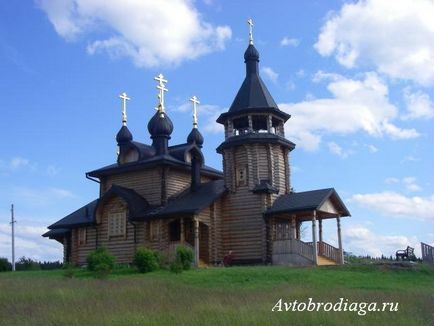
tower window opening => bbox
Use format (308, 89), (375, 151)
(232, 117), (249, 136)
(252, 115), (268, 133)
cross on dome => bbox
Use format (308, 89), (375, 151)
(119, 92), (130, 126)
(154, 73), (168, 116)
(247, 18), (254, 45)
(190, 95), (200, 128)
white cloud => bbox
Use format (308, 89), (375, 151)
(345, 225), (419, 257)
(0, 223), (62, 262)
(315, 0), (434, 85)
(384, 176), (422, 192)
(261, 67), (279, 83)
(402, 88), (434, 120)
(366, 144), (378, 153)
(327, 142), (352, 158)
(37, 0), (232, 67)
(351, 191), (434, 220)
(12, 187), (76, 207)
(172, 102), (225, 134)
(385, 177), (400, 184)
(402, 177), (422, 192)
(280, 37), (299, 47)
(0, 157), (35, 174)
(280, 72), (419, 151)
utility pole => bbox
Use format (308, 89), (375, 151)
(10, 204), (16, 271)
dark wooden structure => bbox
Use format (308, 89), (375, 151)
(43, 34), (350, 267)
(395, 246), (415, 261)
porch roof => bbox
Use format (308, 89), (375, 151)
(265, 188), (350, 218)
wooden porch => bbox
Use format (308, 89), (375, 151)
(272, 238), (342, 266)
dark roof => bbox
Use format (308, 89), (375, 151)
(217, 133), (295, 153)
(143, 180), (226, 219)
(48, 200), (98, 229)
(217, 44), (291, 124)
(116, 125), (133, 144)
(266, 188), (350, 217)
(87, 153), (222, 178)
(42, 228), (70, 238)
(147, 111), (174, 137)
(98, 184), (150, 218)
(253, 180), (279, 194)
(187, 128), (204, 147)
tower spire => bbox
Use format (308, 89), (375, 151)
(190, 95), (200, 128)
(154, 73), (168, 117)
(119, 92), (130, 126)
(247, 18), (254, 45)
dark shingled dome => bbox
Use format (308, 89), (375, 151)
(116, 125), (133, 143)
(187, 128), (204, 146)
(244, 44), (259, 62)
(147, 111), (174, 137)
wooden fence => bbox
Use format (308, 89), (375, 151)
(421, 242), (434, 264)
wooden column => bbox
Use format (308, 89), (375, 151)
(180, 218), (185, 244)
(337, 215), (344, 265)
(194, 217), (199, 267)
(248, 115), (253, 132)
(290, 215), (296, 239)
(312, 211), (318, 265)
(267, 115), (272, 133)
(318, 219), (323, 256)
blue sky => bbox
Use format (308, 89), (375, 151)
(0, 0), (433, 261)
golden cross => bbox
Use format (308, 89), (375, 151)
(247, 18), (254, 45)
(154, 73), (168, 116)
(190, 95), (200, 128)
(119, 92), (130, 126)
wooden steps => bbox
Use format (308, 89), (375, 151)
(198, 259), (208, 268)
(318, 255), (337, 266)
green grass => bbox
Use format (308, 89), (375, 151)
(0, 264), (433, 325)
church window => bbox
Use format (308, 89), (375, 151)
(237, 166), (247, 186)
(78, 228), (86, 245)
(108, 212), (126, 237)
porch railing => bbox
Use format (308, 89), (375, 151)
(306, 241), (342, 264)
(273, 238), (314, 261)
(421, 242), (434, 264)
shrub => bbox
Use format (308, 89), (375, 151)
(62, 263), (75, 278)
(169, 260), (183, 274)
(86, 248), (115, 273)
(176, 246), (194, 271)
(16, 257), (40, 271)
(0, 257), (11, 272)
(134, 248), (159, 273)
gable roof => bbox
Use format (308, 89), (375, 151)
(98, 184), (150, 218)
(266, 188), (350, 217)
(142, 180), (226, 219)
(42, 228), (70, 239)
(48, 200), (98, 229)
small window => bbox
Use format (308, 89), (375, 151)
(78, 228), (86, 245)
(108, 212), (126, 237)
(237, 166), (247, 186)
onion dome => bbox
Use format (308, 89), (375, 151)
(116, 125), (133, 144)
(244, 44), (259, 62)
(147, 111), (174, 137)
(187, 128), (204, 147)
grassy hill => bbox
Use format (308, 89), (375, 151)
(0, 264), (433, 325)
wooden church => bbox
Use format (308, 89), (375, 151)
(43, 22), (350, 267)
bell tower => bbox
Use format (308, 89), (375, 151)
(217, 20), (295, 263)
